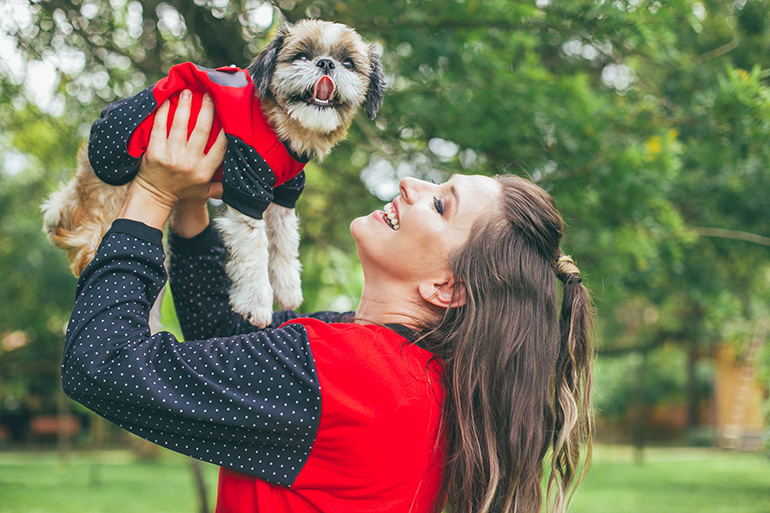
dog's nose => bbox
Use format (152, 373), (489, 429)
(316, 59), (335, 73)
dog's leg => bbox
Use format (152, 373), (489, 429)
(264, 203), (303, 311)
(215, 207), (274, 327)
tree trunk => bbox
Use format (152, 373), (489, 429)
(189, 459), (210, 513)
(631, 351), (647, 464)
(686, 339), (700, 430)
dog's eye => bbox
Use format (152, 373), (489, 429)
(294, 54), (309, 62)
(342, 59), (355, 70)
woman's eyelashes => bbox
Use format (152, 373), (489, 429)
(433, 196), (445, 216)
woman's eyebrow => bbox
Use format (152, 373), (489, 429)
(450, 184), (460, 217)
(445, 174), (460, 217)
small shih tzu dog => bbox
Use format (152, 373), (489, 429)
(42, 19), (384, 327)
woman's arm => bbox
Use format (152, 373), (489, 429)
(167, 220), (257, 338)
(62, 221), (321, 486)
(62, 95), (323, 485)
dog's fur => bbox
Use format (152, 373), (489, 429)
(42, 19), (384, 327)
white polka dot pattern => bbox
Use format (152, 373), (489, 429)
(88, 85), (156, 185)
(220, 134), (276, 220)
(273, 172), (306, 210)
(167, 223), (345, 337)
(62, 219), (322, 486)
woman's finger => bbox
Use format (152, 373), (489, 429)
(188, 93), (216, 151)
(203, 128), (228, 169)
(146, 100), (171, 154)
(168, 89), (193, 147)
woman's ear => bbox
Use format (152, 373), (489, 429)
(418, 275), (466, 309)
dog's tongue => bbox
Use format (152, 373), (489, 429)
(313, 76), (335, 101)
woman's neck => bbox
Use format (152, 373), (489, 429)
(354, 282), (433, 328)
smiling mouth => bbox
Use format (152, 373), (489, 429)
(309, 76), (336, 107)
(383, 202), (400, 230)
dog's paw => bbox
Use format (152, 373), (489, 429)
(231, 290), (274, 328)
(229, 276), (274, 328)
(270, 255), (303, 310)
(274, 281), (303, 312)
(241, 305), (274, 329)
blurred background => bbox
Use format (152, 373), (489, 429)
(0, 0), (768, 512)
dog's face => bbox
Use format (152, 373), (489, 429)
(249, 20), (384, 135)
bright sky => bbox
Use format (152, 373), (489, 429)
(0, 1), (417, 196)
(0, 0), (275, 116)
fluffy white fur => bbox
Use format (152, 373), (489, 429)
(213, 203), (303, 325)
(265, 203), (303, 310)
(215, 208), (275, 326)
(42, 19), (384, 329)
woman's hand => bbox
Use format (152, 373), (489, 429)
(118, 89), (227, 230)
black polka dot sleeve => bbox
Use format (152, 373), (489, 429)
(272, 171), (306, 210)
(62, 219), (322, 486)
(167, 223), (344, 340)
(167, 222), (255, 339)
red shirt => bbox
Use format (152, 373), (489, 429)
(216, 319), (446, 513)
(62, 221), (447, 513)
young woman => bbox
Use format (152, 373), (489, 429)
(62, 91), (593, 513)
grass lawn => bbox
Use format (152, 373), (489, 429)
(571, 445), (770, 513)
(0, 445), (768, 512)
(0, 448), (219, 513)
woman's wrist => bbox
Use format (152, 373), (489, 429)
(118, 182), (175, 230)
(169, 199), (211, 238)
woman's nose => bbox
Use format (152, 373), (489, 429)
(399, 177), (430, 204)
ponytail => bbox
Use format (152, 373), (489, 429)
(547, 254), (594, 513)
(422, 176), (594, 513)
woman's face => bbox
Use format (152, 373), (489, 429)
(350, 174), (501, 287)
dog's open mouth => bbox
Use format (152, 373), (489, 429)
(310, 76), (336, 107)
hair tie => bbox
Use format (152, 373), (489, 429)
(556, 254), (581, 284)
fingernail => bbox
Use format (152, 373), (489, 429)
(203, 93), (212, 102)
(182, 89), (191, 99)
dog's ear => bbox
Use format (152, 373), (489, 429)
(365, 51), (384, 120)
(248, 24), (290, 99)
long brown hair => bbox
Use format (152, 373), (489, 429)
(420, 175), (594, 513)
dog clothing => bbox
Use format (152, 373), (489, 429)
(88, 62), (308, 219)
(61, 219), (446, 512)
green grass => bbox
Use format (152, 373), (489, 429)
(0, 445), (768, 512)
(571, 445), (770, 513)
(0, 449), (219, 513)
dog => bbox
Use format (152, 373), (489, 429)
(42, 19), (384, 327)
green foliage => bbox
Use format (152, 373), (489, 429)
(0, 101), (79, 412)
(1, 0), (769, 442)
(594, 344), (713, 421)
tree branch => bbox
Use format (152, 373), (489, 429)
(694, 227), (770, 247)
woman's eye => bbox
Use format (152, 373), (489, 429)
(342, 59), (354, 70)
(433, 197), (445, 215)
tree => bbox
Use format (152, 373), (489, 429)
(1, 0), (769, 451)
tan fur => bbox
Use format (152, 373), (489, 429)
(264, 20), (375, 159)
(41, 20), (381, 326)
(42, 147), (129, 276)
(260, 99), (351, 158)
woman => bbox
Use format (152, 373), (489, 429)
(62, 90), (593, 513)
